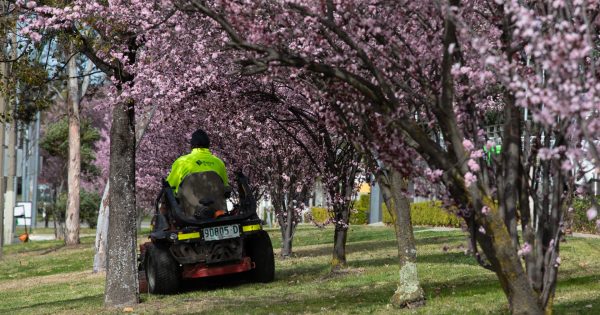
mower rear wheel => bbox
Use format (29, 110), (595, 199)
(246, 230), (275, 283)
(146, 244), (180, 294)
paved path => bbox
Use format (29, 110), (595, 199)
(15, 234), (95, 242)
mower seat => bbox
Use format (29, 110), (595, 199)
(178, 171), (227, 219)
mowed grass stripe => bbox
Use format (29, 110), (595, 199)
(0, 225), (598, 314)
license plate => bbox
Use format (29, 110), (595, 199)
(203, 224), (240, 241)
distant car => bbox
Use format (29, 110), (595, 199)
(138, 172), (275, 294)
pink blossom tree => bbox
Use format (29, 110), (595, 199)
(179, 1), (600, 313)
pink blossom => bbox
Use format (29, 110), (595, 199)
(462, 139), (474, 151)
(468, 159), (481, 172)
(561, 160), (573, 172)
(29, 31), (42, 42)
(518, 243), (532, 256)
(481, 206), (490, 215)
(425, 168), (444, 181)
(470, 150), (484, 159)
(464, 172), (477, 187)
(587, 207), (598, 220)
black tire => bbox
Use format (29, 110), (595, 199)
(146, 244), (180, 294)
(246, 230), (275, 283)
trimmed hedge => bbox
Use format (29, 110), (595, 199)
(310, 195), (461, 227)
(310, 195), (598, 233)
(408, 201), (461, 227)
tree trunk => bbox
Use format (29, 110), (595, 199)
(476, 198), (543, 315)
(331, 225), (348, 270)
(94, 103), (157, 273)
(2, 19), (16, 247)
(0, 37), (7, 256)
(104, 99), (138, 308)
(281, 227), (293, 257)
(65, 47), (81, 246)
(378, 169), (425, 308)
(53, 181), (65, 240)
(93, 184), (109, 273)
(3, 100), (16, 246)
(331, 205), (349, 271)
(279, 203), (293, 257)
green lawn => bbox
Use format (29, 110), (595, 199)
(0, 225), (598, 314)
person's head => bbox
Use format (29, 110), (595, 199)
(190, 129), (210, 149)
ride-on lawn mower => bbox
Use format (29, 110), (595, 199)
(138, 171), (275, 294)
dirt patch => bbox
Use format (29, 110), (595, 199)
(0, 271), (104, 292)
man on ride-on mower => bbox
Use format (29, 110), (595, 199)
(166, 129), (230, 219)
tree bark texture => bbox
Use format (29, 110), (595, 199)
(65, 48), (81, 246)
(104, 99), (139, 307)
(3, 19), (17, 246)
(275, 193), (294, 258)
(3, 101), (16, 246)
(377, 169), (425, 308)
(0, 39), (7, 255)
(280, 209), (293, 257)
(331, 200), (352, 271)
(478, 198), (543, 315)
(93, 184), (109, 273)
(93, 103), (156, 273)
(331, 214), (348, 270)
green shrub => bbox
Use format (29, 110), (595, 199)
(80, 190), (101, 229)
(350, 206), (368, 225)
(350, 195), (370, 225)
(352, 194), (461, 227)
(310, 207), (329, 224)
(311, 197), (462, 228)
(569, 197), (599, 234)
(409, 201), (461, 227)
(50, 189), (101, 229)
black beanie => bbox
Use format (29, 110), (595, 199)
(190, 129), (210, 148)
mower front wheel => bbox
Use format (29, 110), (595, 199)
(146, 243), (180, 294)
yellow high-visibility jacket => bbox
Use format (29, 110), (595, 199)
(166, 148), (229, 194)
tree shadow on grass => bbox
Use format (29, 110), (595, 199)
(291, 239), (398, 258)
(346, 251), (478, 270)
(0, 294), (102, 314)
(178, 280), (400, 314)
(178, 262), (332, 294)
(180, 273), (252, 293)
(280, 233), (466, 259)
(417, 251), (478, 266)
(415, 234), (467, 246)
(422, 275), (501, 298)
(554, 296), (600, 315)
(420, 272), (600, 313)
